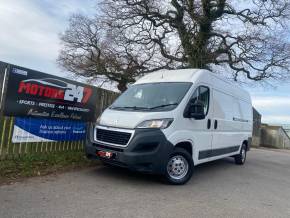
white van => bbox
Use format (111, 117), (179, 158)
(86, 69), (253, 185)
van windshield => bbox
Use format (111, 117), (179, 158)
(110, 82), (192, 111)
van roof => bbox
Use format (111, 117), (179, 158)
(134, 69), (251, 103)
(135, 69), (202, 84)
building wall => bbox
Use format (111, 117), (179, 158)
(278, 128), (290, 149)
(252, 108), (262, 147)
(261, 127), (277, 148)
(261, 125), (290, 149)
(282, 124), (290, 138)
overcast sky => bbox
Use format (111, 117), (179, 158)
(0, 0), (290, 124)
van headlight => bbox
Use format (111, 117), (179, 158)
(136, 119), (173, 129)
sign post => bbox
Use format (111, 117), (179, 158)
(0, 61), (9, 113)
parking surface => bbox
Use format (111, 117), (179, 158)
(1, 148), (290, 218)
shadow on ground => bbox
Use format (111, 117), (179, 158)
(89, 157), (237, 185)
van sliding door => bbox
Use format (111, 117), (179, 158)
(211, 90), (242, 158)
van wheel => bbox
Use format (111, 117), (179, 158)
(165, 148), (194, 185)
(234, 143), (247, 165)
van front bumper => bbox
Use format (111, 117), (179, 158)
(85, 128), (174, 174)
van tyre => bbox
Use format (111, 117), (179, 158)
(165, 147), (194, 185)
(235, 143), (247, 165)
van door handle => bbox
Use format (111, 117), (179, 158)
(207, 119), (211, 129)
(214, 120), (218, 129)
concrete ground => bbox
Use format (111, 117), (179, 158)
(1, 148), (290, 218)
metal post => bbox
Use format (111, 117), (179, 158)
(0, 67), (8, 111)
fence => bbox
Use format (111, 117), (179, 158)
(0, 62), (119, 160)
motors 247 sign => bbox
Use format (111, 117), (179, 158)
(3, 64), (98, 121)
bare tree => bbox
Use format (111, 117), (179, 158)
(58, 14), (172, 91)
(104, 0), (290, 80)
(59, 1), (290, 91)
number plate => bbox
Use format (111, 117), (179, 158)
(97, 150), (114, 159)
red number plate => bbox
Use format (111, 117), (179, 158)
(97, 151), (114, 159)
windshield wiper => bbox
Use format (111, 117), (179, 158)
(149, 103), (178, 109)
(111, 103), (178, 110)
(110, 106), (149, 110)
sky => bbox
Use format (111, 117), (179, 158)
(0, 0), (290, 124)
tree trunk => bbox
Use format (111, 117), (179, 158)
(117, 81), (128, 92)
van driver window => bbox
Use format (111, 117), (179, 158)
(190, 86), (210, 115)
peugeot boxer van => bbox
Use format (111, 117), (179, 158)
(85, 69), (253, 185)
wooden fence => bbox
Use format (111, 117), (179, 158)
(0, 62), (119, 160)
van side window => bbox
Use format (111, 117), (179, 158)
(190, 86), (210, 115)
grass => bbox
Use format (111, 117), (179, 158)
(0, 151), (97, 184)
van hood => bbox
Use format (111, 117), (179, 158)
(98, 108), (174, 129)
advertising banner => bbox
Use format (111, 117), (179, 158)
(3, 64), (98, 121)
(12, 117), (86, 143)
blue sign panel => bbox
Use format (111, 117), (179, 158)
(12, 117), (86, 142)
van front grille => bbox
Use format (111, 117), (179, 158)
(96, 128), (131, 146)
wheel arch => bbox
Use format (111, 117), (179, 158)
(242, 140), (249, 151)
(174, 141), (193, 157)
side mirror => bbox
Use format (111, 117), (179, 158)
(187, 101), (206, 120)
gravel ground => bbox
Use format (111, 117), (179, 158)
(1, 148), (290, 218)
